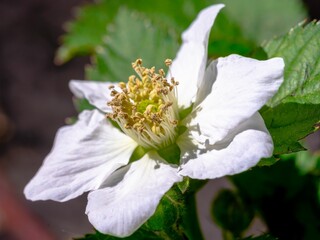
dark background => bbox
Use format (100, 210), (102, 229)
(0, 0), (319, 239)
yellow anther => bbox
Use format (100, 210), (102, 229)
(136, 58), (142, 65)
(135, 112), (144, 118)
(171, 120), (178, 125)
(106, 58), (179, 149)
(110, 90), (118, 96)
(119, 82), (126, 89)
(159, 69), (165, 76)
(165, 59), (172, 66)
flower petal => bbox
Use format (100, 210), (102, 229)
(195, 60), (218, 106)
(86, 151), (182, 237)
(69, 80), (118, 112)
(24, 110), (137, 202)
(192, 54), (284, 144)
(169, 4), (224, 108)
(178, 113), (273, 179)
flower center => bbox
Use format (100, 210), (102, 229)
(107, 59), (179, 149)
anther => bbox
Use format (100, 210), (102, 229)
(165, 59), (172, 66)
(106, 58), (179, 149)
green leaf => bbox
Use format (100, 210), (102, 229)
(211, 190), (254, 237)
(232, 157), (320, 239)
(257, 156), (279, 167)
(217, 0), (307, 43)
(57, 0), (306, 63)
(85, 8), (179, 82)
(208, 11), (256, 58)
(55, 1), (120, 64)
(55, 0), (207, 64)
(55, 0), (266, 64)
(294, 150), (320, 175)
(264, 21), (320, 106)
(260, 103), (320, 155)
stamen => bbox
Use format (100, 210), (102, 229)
(107, 59), (179, 149)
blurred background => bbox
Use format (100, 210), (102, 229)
(0, 0), (319, 239)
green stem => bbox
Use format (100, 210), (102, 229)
(181, 193), (204, 240)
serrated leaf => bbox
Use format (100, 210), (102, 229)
(56, 0), (208, 64)
(56, 1), (120, 64)
(264, 21), (320, 106)
(55, 0), (262, 64)
(260, 103), (320, 155)
(85, 8), (179, 82)
(57, 0), (306, 63)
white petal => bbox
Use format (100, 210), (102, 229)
(178, 113), (273, 179)
(86, 151), (182, 237)
(195, 60), (218, 106)
(192, 54), (284, 144)
(69, 80), (118, 112)
(169, 4), (224, 108)
(24, 110), (137, 202)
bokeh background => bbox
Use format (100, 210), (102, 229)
(0, 0), (319, 239)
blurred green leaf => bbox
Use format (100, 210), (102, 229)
(216, 0), (307, 43)
(232, 157), (320, 239)
(208, 11), (256, 58)
(85, 8), (179, 82)
(56, 0), (276, 65)
(294, 150), (320, 175)
(55, 1), (119, 64)
(211, 190), (254, 237)
(55, 0), (209, 64)
(264, 21), (320, 107)
(56, 0), (306, 63)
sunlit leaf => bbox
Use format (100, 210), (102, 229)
(264, 21), (320, 106)
(261, 103), (320, 155)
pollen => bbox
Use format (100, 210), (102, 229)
(107, 59), (179, 149)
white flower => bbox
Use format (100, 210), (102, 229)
(24, 4), (284, 237)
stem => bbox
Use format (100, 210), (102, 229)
(181, 193), (204, 240)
